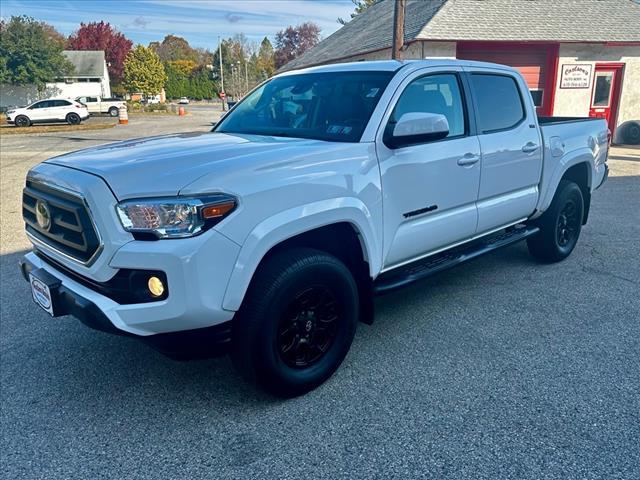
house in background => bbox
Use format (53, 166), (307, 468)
(0, 50), (111, 109)
(283, 0), (640, 144)
(55, 50), (112, 99)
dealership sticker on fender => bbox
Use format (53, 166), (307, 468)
(30, 274), (54, 316)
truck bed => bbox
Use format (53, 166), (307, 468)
(534, 116), (609, 218)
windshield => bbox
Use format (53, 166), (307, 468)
(215, 71), (394, 142)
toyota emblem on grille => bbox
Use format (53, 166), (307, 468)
(35, 200), (52, 231)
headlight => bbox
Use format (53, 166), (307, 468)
(6, 110), (15, 114)
(116, 194), (237, 239)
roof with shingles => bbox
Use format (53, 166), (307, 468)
(63, 50), (106, 77)
(283, 0), (640, 71)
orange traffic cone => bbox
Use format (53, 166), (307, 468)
(118, 104), (128, 125)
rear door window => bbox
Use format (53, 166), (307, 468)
(470, 74), (525, 133)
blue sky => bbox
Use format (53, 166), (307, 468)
(0, 0), (355, 49)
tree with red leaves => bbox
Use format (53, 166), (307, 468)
(67, 21), (132, 83)
(274, 22), (321, 69)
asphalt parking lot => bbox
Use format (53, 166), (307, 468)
(1, 108), (639, 479)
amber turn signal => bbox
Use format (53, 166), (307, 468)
(201, 201), (236, 219)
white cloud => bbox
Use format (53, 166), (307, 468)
(142, 0), (354, 33)
(0, 0), (355, 49)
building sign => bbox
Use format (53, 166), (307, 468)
(560, 64), (593, 89)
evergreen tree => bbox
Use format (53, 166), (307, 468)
(256, 37), (275, 80)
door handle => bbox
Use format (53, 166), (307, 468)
(457, 153), (480, 166)
(522, 142), (539, 153)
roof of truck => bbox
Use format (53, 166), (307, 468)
(279, 59), (515, 76)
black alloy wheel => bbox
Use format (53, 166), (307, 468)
(556, 198), (580, 249)
(277, 285), (341, 368)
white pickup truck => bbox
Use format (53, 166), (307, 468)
(75, 96), (125, 117)
(21, 60), (609, 396)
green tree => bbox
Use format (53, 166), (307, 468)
(0, 16), (73, 87)
(256, 37), (275, 80)
(122, 45), (167, 96)
(338, 0), (380, 24)
(164, 61), (216, 100)
(164, 61), (188, 98)
(189, 66), (216, 100)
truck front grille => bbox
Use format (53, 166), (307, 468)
(22, 180), (101, 264)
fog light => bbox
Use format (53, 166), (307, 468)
(147, 276), (165, 297)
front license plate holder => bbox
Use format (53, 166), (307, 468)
(29, 268), (63, 316)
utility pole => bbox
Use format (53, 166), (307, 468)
(218, 36), (225, 110)
(236, 61), (241, 97)
(244, 59), (249, 96)
(392, 0), (406, 60)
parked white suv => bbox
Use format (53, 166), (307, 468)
(6, 99), (89, 127)
(20, 60), (609, 397)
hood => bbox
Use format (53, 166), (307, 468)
(45, 132), (332, 199)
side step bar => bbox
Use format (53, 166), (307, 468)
(373, 226), (540, 295)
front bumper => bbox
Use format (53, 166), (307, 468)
(20, 254), (234, 358)
(21, 257), (123, 335)
(21, 224), (240, 336)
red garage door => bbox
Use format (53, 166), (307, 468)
(457, 43), (558, 116)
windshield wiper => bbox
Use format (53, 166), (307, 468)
(264, 131), (300, 138)
(219, 129), (303, 139)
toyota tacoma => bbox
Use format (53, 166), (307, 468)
(20, 60), (609, 396)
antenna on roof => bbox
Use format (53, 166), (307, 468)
(392, 0), (406, 60)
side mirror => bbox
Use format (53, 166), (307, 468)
(384, 112), (450, 149)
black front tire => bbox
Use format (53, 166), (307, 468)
(231, 247), (358, 397)
(527, 179), (584, 263)
(14, 115), (30, 127)
(66, 113), (81, 125)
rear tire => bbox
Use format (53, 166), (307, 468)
(14, 115), (30, 127)
(231, 247), (358, 397)
(527, 179), (584, 263)
(66, 113), (81, 125)
(108, 107), (119, 117)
